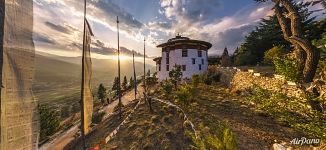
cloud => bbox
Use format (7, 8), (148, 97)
(153, 0), (274, 55)
(57, 0), (145, 38)
(33, 32), (57, 44)
(148, 21), (173, 30)
(44, 21), (74, 34)
(33, 0), (148, 57)
(160, 0), (221, 23)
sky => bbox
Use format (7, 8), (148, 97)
(32, 0), (324, 59)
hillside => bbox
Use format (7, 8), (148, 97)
(33, 52), (155, 105)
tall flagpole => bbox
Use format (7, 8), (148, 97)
(117, 16), (122, 119)
(143, 38), (147, 103)
(80, 0), (87, 149)
(132, 50), (137, 100)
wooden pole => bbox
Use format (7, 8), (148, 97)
(143, 38), (147, 103)
(80, 0), (87, 149)
(117, 16), (122, 119)
(133, 50), (137, 100)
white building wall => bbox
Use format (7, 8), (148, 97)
(157, 49), (208, 81)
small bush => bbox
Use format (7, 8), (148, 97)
(188, 124), (237, 150)
(273, 58), (301, 82)
(192, 74), (200, 87)
(264, 45), (288, 64)
(175, 84), (196, 106)
(161, 80), (173, 96)
(92, 111), (105, 124)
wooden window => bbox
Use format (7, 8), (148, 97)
(182, 49), (188, 57)
(192, 58), (196, 64)
(166, 58), (169, 64)
(166, 51), (169, 58)
(182, 65), (186, 71)
(166, 65), (169, 71)
(199, 64), (202, 70)
(198, 50), (202, 57)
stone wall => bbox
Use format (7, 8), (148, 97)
(215, 67), (305, 98)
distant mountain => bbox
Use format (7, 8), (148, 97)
(34, 52), (155, 104)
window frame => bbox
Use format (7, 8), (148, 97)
(182, 65), (186, 71)
(182, 49), (188, 57)
(198, 50), (202, 57)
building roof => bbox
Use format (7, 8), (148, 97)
(157, 35), (212, 50)
(153, 57), (162, 62)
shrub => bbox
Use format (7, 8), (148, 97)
(264, 45), (288, 64)
(192, 74), (200, 87)
(188, 124), (237, 150)
(161, 80), (173, 96)
(92, 111), (105, 124)
(273, 58), (301, 82)
(201, 73), (213, 85)
(175, 84), (196, 106)
(169, 66), (183, 88)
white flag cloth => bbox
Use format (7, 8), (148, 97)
(81, 19), (94, 134)
(0, 1), (38, 149)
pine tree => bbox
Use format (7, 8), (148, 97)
(169, 66), (183, 89)
(97, 83), (106, 104)
(122, 76), (128, 91)
(129, 77), (134, 88)
(112, 77), (119, 92)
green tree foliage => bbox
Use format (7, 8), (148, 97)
(97, 83), (107, 104)
(112, 77), (119, 92)
(169, 66), (183, 88)
(129, 77), (134, 88)
(191, 74), (200, 87)
(235, 2), (321, 66)
(313, 32), (326, 74)
(161, 80), (173, 97)
(234, 16), (290, 66)
(264, 45), (288, 64)
(39, 105), (60, 141)
(175, 84), (196, 107)
(122, 76), (128, 91)
(146, 72), (158, 94)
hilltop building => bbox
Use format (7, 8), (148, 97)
(154, 35), (212, 81)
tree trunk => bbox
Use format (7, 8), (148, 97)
(273, 0), (320, 83)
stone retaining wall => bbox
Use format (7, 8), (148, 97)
(214, 67), (305, 98)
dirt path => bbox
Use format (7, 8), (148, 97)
(40, 86), (143, 150)
(188, 84), (306, 149)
